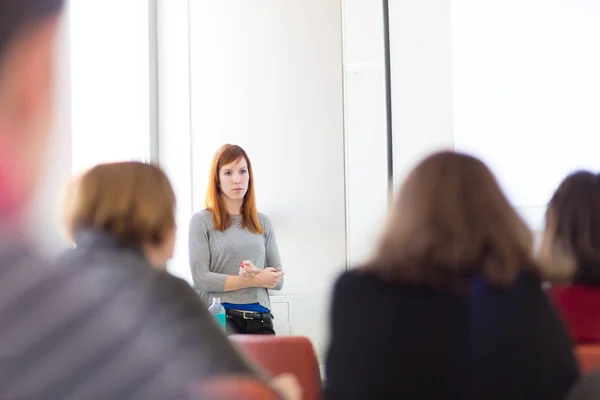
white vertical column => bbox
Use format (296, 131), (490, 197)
(388, 0), (455, 186)
(341, 0), (389, 266)
(156, 0), (194, 281)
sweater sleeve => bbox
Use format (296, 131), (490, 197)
(189, 213), (227, 292)
(262, 215), (283, 291)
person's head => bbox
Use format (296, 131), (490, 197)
(205, 144), (263, 234)
(368, 151), (536, 292)
(64, 162), (177, 270)
(539, 171), (600, 284)
(0, 0), (65, 217)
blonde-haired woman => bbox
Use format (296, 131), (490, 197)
(325, 151), (578, 400)
(190, 144), (284, 334)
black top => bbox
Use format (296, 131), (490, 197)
(325, 269), (579, 400)
(0, 229), (255, 399)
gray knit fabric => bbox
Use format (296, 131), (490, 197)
(189, 210), (283, 310)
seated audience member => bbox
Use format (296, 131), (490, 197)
(539, 171), (600, 343)
(62, 162), (179, 270)
(325, 151), (578, 400)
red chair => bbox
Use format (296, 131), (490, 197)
(231, 335), (321, 400)
(576, 345), (600, 374)
(192, 376), (280, 400)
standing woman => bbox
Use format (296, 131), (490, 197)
(189, 144), (284, 334)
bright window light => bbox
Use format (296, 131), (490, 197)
(69, 1), (151, 175)
(452, 0), (600, 228)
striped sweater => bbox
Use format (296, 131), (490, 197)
(0, 230), (256, 399)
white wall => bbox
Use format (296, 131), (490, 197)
(388, 0), (454, 186)
(452, 0), (600, 230)
(388, 0), (600, 232)
(156, 0), (194, 282)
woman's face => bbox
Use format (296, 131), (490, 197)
(219, 157), (249, 202)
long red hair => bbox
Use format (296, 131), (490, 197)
(205, 144), (263, 234)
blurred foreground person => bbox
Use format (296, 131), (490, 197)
(326, 151), (578, 400)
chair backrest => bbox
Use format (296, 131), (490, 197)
(192, 376), (280, 400)
(230, 335), (321, 400)
(576, 345), (600, 374)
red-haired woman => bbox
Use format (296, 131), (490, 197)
(189, 144), (284, 334)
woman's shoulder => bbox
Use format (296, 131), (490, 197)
(335, 268), (374, 288)
(332, 268), (466, 323)
(191, 210), (214, 227)
(334, 268), (412, 296)
(156, 271), (195, 294)
(257, 212), (274, 230)
(330, 270), (383, 315)
(335, 267), (467, 302)
(257, 212), (270, 223)
(59, 240), (152, 280)
(193, 209), (212, 218)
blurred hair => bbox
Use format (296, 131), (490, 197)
(367, 151), (536, 292)
(0, 0), (64, 64)
(64, 162), (176, 247)
(539, 171), (600, 284)
(205, 144), (263, 234)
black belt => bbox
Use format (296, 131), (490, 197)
(226, 309), (272, 320)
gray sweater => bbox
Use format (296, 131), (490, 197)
(189, 210), (283, 310)
(0, 228), (256, 400)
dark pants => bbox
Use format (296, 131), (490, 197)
(226, 310), (275, 335)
